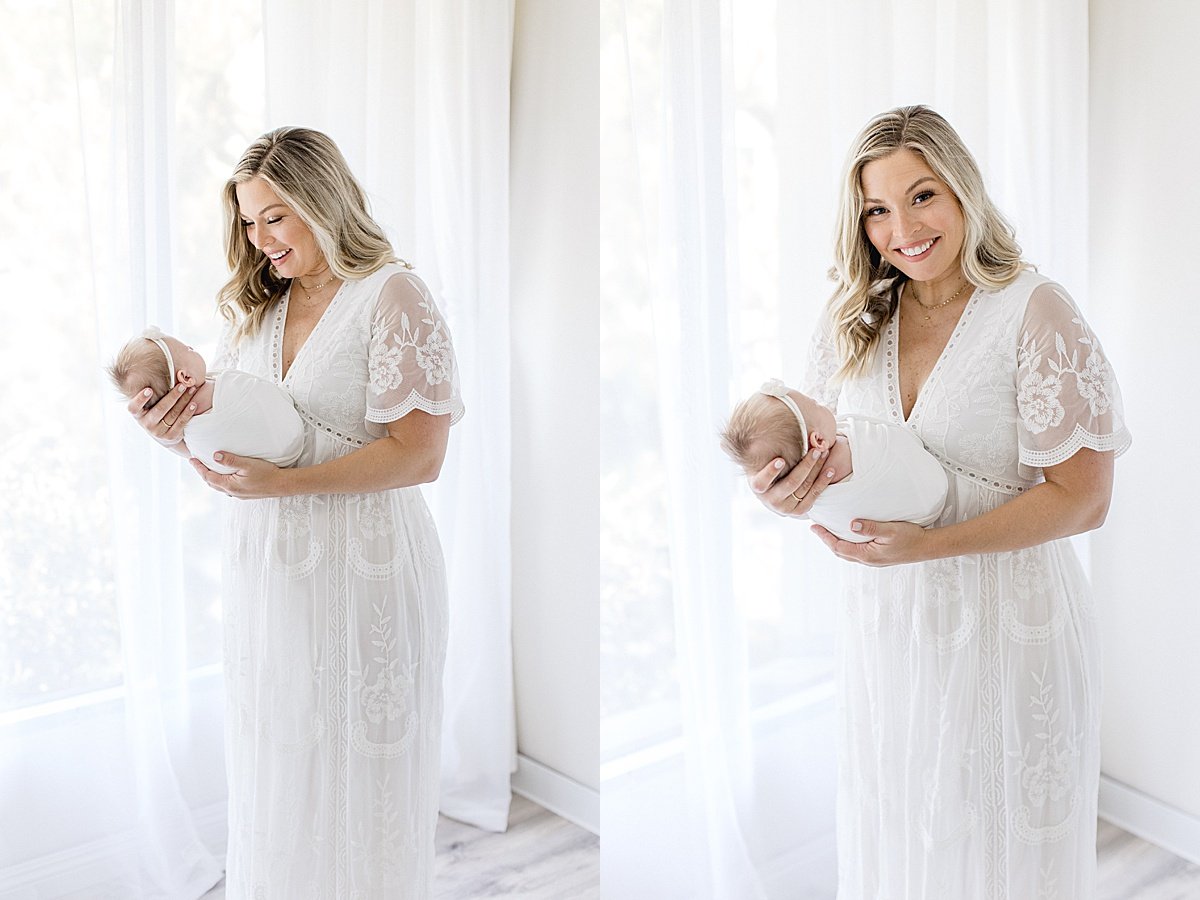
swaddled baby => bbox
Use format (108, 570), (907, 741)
(721, 379), (948, 542)
(106, 327), (304, 475)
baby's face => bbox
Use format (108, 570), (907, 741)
(163, 335), (207, 386)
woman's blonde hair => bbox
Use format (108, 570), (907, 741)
(218, 127), (401, 339)
(827, 105), (1027, 379)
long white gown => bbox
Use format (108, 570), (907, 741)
(213, 264), (463, 899)
(802, 271), (1130, 900)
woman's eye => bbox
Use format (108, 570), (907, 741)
(865, 206), (887, 218)
(914, 191), (934, 204)
(241, 220), (253, 228)
(266, 216), (282, 225)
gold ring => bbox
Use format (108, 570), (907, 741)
(790, 490), (803, 502)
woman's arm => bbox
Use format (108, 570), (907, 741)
(190, 410), (450, 499)
(814, 447), (1114, 566)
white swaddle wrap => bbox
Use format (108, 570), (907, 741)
(184, 370), (305, 475)
(809, 414), (948, 543)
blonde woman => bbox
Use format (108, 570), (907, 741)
(751, 107), (1129, 897)
(127, 127), (462, 898)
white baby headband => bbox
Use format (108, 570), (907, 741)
(758, 378), (808, 450)
(141, 326), (176, 390)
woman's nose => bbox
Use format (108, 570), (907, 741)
(893, 208), (920, 237)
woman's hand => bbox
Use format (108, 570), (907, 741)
(127, 384), (198, 450)
(811, 519), (930, 567)
(749, 449), (838, 517)
(190, 452), (290, 499)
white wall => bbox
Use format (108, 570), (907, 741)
(508, 0), (599, 791)
(1090, 0), (1200, 824)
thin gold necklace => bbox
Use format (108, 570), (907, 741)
(298, 270), (337, 293)
(909, 279), (971, 325)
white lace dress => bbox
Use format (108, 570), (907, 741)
(213, 265), (463, 899)
(802, 271), (1130, 900)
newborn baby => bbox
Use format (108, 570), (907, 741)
(107, 327), (305, 475)
(721, 379), (948, 542)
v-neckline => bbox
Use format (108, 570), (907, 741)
(887, 286), (982, 426)
(275, 282), (345, 384)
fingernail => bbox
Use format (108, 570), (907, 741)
(851, 521), (862, 531)
(143, 389), (152, 397)
(814, 450), (824, 460)
(773, 459), (784, 470)
(178, 385), (187, 393)
(825, 468), (835, 479)
(213, 453), (223, 462)
(189, 403), (197, 411)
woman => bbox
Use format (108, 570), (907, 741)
(752, 107), (1129, 897)
(127, 127), (463, 898)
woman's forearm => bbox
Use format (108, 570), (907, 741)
(919, 449), (1113, 561)
(277, 434), (444, 496)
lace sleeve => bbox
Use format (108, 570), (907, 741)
(365, 271), (464, 438)
(1016, 282), (1130, 472)
(798, 310), (842, 411)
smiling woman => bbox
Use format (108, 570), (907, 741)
(142, 127), (465, 898)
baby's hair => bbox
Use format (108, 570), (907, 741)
(106, 337), (171, 404)
(720, 393), (808, 475)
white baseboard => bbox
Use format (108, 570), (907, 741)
(511, 753), (599, 836)
(1099, 773), (1200, 866)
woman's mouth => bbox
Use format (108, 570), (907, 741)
(268, 248), (292, 265)
(895, 237), (938, 262)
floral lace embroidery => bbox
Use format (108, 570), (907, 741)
(1009, 664), (1081, 844)
(1001, 548), (1067, 645)
(369, 301), (455, 393)
(349, 603), (420, 759)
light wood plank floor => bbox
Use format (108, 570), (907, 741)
(200, 793), (599, 899)
(1097, 819), (1200, 900)
(200, 814), (1198, 898)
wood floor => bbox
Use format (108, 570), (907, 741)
(200, 793), (600, 899)
(198, 811), (1199, 899)
(1097, 819), (1200, 900)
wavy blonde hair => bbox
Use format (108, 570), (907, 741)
(827, 106), (1027, 379)
(218, 127), (402, 340)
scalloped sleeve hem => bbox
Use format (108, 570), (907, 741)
(1018, 423), (1132, 476)
(365, 390), (465, 438)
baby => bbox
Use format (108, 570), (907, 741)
(106, 327), (305, 475)
(720, 379), (948, 542)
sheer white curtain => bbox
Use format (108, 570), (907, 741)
(261, 0), (516, 832)
(0, 0), (260, 896)
(603, 0), (1088, 897)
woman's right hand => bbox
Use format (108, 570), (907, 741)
(749, 448), (837, 517)
(127, 383), (197, 450)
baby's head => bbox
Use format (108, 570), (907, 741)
(720, 379), (837, 481)
(106, 328), (207, 405)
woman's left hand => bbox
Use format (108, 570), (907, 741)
(810, 519), (933, 567)
(190, 452), (290, 499)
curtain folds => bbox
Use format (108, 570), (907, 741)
(262, 0), (517, 832)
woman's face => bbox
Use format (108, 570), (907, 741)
(235, 177), (328, 280)
(859, 148), (966, 290)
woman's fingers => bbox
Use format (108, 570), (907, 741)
(753, 449), (836, 516)
(129, 384), (196, 444)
